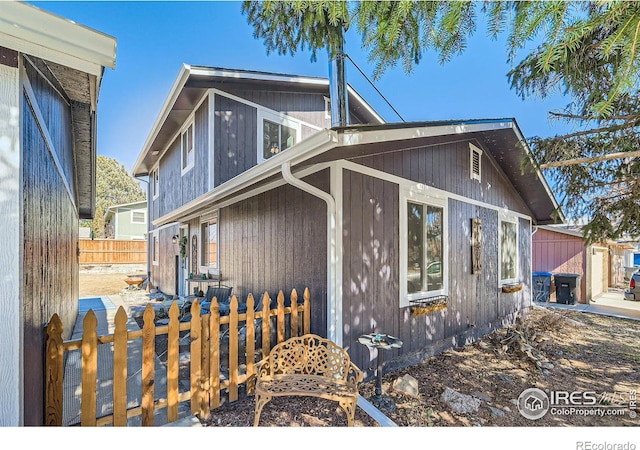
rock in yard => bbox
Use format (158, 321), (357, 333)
(440, 387), (482, 414)
(471, 391), (492, 402)
(487, 406), (505, 418)
(392, 374), (420, 398)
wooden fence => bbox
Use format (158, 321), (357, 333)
(44, 288), (310, 426)
(79, 239), (147, 264)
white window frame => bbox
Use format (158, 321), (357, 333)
(399, 185), (449, 308)
(324, 96), (331, 120)
(498, 213), (519, 285)
(181, 120), (195, 175)
(257, 109), (301, 164)
(470, 143), (482, 181)
(131, 210), (146, 224)
(151, 167), (159, 200)
(151, 232), (159, 266)
(199, 211), (219, 275)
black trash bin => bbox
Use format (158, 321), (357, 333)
(554, 273), (581, 305)
(532, 272), (553, 302)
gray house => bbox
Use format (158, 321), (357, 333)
(0, 2), (116, 426)
(132, 65), (561, 377)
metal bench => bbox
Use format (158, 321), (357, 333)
(252, 334), (364, 426)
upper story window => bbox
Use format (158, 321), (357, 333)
(400, 186), (448, 307)
(181, 121), (194, 175)
(257, 110), (301, 164)
(152, 167), (159, 200)
(499, 216), (519, 284)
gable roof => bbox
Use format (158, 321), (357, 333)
(152, 118), (563, 227)
(132, 64), (385, 177)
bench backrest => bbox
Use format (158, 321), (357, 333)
(268, 334), (351, 381)
(206, 285), (232, 303)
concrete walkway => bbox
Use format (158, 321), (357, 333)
(63, 295), (197, 427)
(540, 289), (640, 321)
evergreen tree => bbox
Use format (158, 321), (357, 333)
(80, 155), (146, 238)
(242, 0), (640, 242)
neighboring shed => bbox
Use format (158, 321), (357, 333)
(0, 2), (116, 426)
(104, 200), (148, 240)
(532, 225), (608, 304)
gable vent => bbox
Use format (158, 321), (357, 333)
(470, 144), (482, 182)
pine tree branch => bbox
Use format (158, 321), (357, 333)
(540, 150), (640, 168)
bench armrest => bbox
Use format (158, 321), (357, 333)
(348, 361), (364, 385)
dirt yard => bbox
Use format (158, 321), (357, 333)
(203, 308), (640, 427)
(79, 264), (147, 297)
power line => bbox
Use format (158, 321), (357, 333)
(344, 53), (406, 123)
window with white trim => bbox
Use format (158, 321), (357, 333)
(181, 121), (194, 174)
(152, 232), (159, 266)
(400, 187), (448, 307)
(470, 143), (482, 181)
(200, 212), (219, 274)
(499, 216), (518, 284)
(131, 211), (146, 224)
(257, 110), (301, 163)
(152, 168), (159, 199)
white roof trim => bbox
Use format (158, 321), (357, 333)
(0, 2), (116, 76)
(153, 129), (339, 226)
(132, 63), (192, 175)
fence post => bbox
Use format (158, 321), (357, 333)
(45, 314), (64, 426)
(245, 294), (255, 394)
(113, 307), (129, 426)
(209, 298), (221, 409)
(304, 288), (311, 335)
(190, 300), (202, 417)
(167, 302), (181, 423)
(228, 295), (239, 402)
(81, 310), (98, 426)
(141, 304), (156, 426)
(277, 291), (285, 343)
(261, 292), (271, 357)
(290, 289), (299, 338)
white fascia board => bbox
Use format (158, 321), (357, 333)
(510, 122), (565, 222)
(152, 129), (338, 226)
(0, 2), (116, 76)
(189, 66), (329, 86)
(338, 120), (515, 147)
(132, 64), (192, 176)
(346, 85), (385, 124)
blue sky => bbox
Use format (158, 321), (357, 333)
(30, 1), (572, 175)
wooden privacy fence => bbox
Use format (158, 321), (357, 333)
(79, 238), (147, 264)
(45, 288), (310, 426)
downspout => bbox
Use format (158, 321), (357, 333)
(281, 161), (340, 344)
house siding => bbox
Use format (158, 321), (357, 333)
(213, 93), (257, 187)
(342, 162), (533, 377)
(350, 140), (532, 217)
(219, 170), (329, 336)
(21, 58), (79, 426)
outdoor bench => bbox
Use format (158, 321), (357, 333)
(252, 334), (364, 426)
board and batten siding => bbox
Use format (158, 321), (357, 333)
(0, 47), (21, 427)
(342, 164), (533, 376)
(213, 93), (257, 187)
(21, 56), (79, 426)
(351, 140), (533, 218)
(219, 170), (329, 336)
